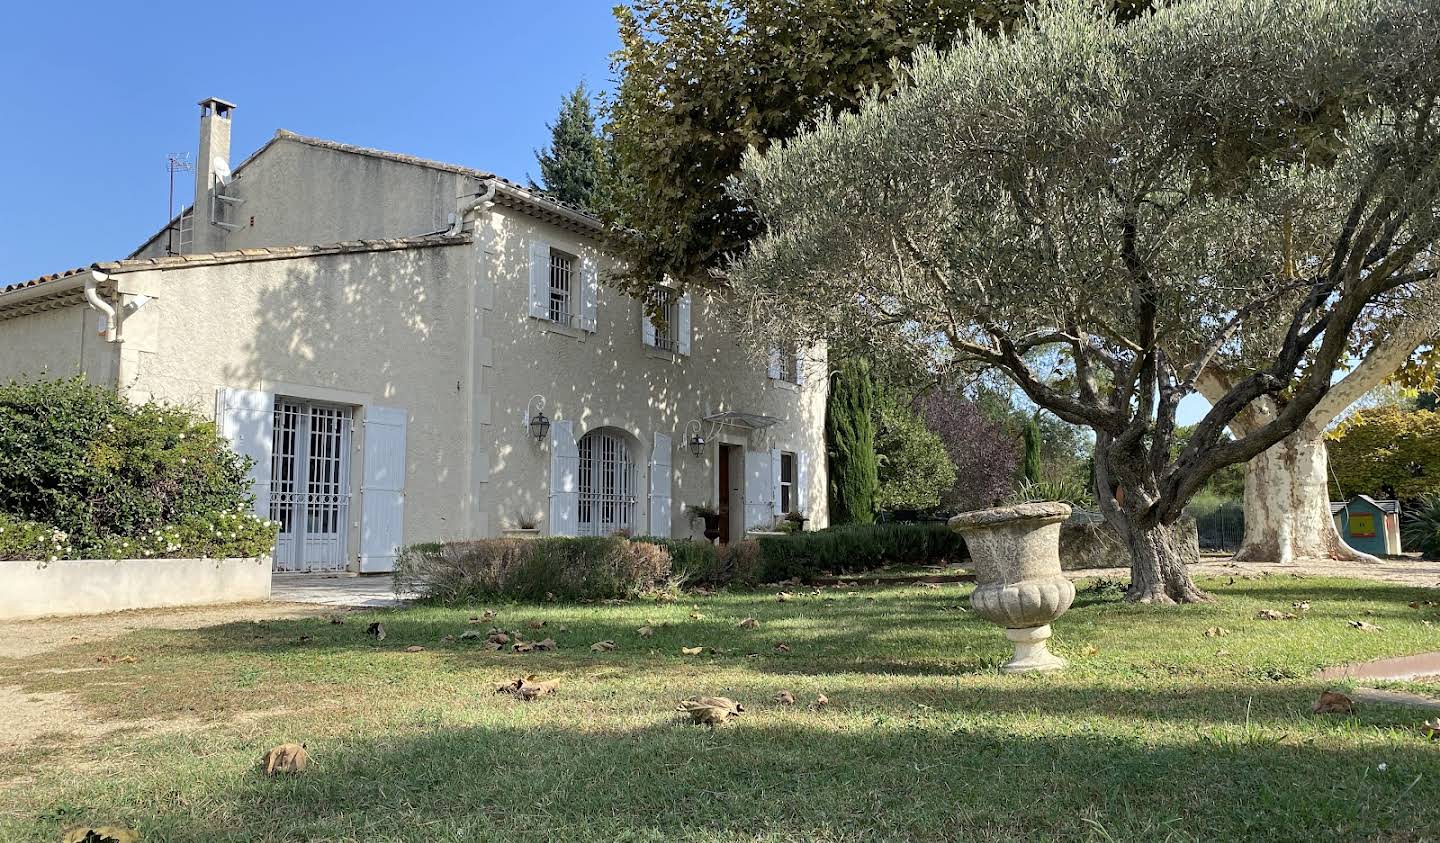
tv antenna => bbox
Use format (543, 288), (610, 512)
(166, 153), (195, 255)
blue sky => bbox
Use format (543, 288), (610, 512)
(0, 1), (619, 282)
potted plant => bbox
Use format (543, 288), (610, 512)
(779, 510), (808, 534)
(948, 501), (1075, 673)
(501, 514), (542, 539)
(689, 503), (722, 543)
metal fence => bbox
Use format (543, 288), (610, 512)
(1192, 499), (1245, 552)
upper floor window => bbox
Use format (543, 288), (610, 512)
(548, 250), (574, 326)
(769, 345), (804, 385)
(652, 289), (681, 352)
(642, 286), (692, 355)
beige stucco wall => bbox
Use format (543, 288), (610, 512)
(0, 303), (116, 385)
(112, 242), (482, 560)
(475, 210), (829, 541)
(0, 557), (270, 620)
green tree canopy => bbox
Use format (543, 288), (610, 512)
(826, 357), (879, 524)
(1328, 406), (1440, 500)
(874, 393), (957, 512)
(532, 83), (604, 210)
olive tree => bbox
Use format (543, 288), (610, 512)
(729, 0), (1440, 603)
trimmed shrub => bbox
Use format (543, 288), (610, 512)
(395, 536), (671, 602)
(0, 512), (71, 562)
(755, 522), (965, 582)
(0, 378), (276, 560)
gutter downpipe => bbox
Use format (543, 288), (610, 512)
(458, 178), (497, 538)
(448, 179), (497, 235)
(85, 268), (119, 342)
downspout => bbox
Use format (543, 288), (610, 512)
(448, 180), (497, 235)
(85, 268), (118, 342)
(458, 178), (498, 537)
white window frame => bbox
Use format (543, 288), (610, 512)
(548, 249), (575, 326)
(779, 451), (797, 515)
(577, 429), (638, 537)
(651, 289), (681, 352)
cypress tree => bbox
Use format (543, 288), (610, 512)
(826, 357), (878, 524)
(1022, 417), (1043, 485)
(532, 83), (602, 209)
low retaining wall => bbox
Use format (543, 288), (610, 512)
(0, 557), (271, 621)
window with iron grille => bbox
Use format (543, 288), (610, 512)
(776, 346), (799, 384)
(577, 429), (637, 537)
(548, 250), (574, 325)
(651, 289), (681, 351)
(780, 452), (796, 514)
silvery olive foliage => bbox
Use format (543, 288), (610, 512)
(730, 0), (1440, 590)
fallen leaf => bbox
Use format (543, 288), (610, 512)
(920, 582), (941, 590)
(1348, 620), (1383, 632)
(460, 630), (482, 640)
(776, 592), (794, 602)
(773, 690), (796, 705)
(496, 675), (559, 701)
(678, 696), (744, 726)
(527, 619), (547, 629)
(62, 827), (139, 843)
(483, 609), (498, 621)
(404, 645), (426, 653)
(366, 622), (386, 641)
(512, 642), (535, 654)
(689, 611), (706, 620)
(1079, 644), (1099, 657)
(1423, 717), (1440, 739)
(96, 654), (138, 664)
(261, 742), (309, 775)
(484, 642), (503, 652)
(1256, 609), (1298, 621)
(533, 638), (557, 652)
(487, 630), (511, 645)
(591, 640), (618, 653)
(441, 635), (456, 643)
(545, 592), (556, 602)
(814, 693), (829, 708)
(1292, 601), (1312, 612)
(681, 646), (704, 656)
(1312, 690), (1355, 715)
(774, 642), (792, 653)
(1204, 627), (1231, 638)
(738, 617), (759, 629)
(637, 626), (654, 638)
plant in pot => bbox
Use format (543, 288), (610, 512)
(689, 503), (722, 543)
(779, 510), (808, 534)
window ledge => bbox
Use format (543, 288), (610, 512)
(539, 319), (582, 340)
(645, 347), (682, 362)
(770, 379), (800, 392)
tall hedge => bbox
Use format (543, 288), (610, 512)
(1022, 417), (1043, 484)
(826, 357), (878, 524)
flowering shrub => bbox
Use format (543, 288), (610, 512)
(0, 378), (276, 560)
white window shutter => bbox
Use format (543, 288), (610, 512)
(529, 241), (550, 319)
(742, 449), (774, 532)
(649, 432), (673, 538)
(641, 306), (657, 348)
(797, 451), (809, 514)
(677, 292), (692, 356)
(216, 387), (274, 519)
(548, 420), (579, 536)
(767, 348), (782, 379)
(795, 346), (807, 386)
(360, 405), (407, 573)
(770, 447), (783, 516)
(579, 256), (599, 332)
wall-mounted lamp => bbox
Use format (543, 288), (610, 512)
(526, 394), (550, 442)
(685, 419), (707, 458)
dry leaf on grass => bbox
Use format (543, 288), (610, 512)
(95, 655), (137, 665)
(512, 641), (534, 653)
(1292, 601), (1312, 612)
(814, 693), (829, 709)
(678, 696), (744, 726)
(774, 642), (792, 653)
(366, 622), (386, 641)
(1423, 717), (1440, 739)
(1312, 691), (1355, 715)
(527, 619), (547, 629)
(681, 646), (704, 656)
(776, 592), (794, 602)
(690, 611), (706, 620)
(637, 626), (654, 638)
(738, 617), (760, 629)
(1348, 620), (1384, 632)
(62, 826), (140, 843)
(533, 638), (557, 652)
(1079, 644), (1099, 657)
(441, 635), (456, 643)
(404, 645), (426, 653)
(591, 640), (617, 653)
(773, 690), (796, 705)
(1204, 627), (1231, 638)
(1256, 609), (1298, 621)
(496, 675), (559, 701)
(261, 742), (309, 775)
(920, 582), (941, 590)
(484, 642), (503, 652)
(460, 630), (482, 640)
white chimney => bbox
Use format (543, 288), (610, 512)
(194, 97), (236, 251)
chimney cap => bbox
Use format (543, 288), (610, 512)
(197, 97), (237, 117)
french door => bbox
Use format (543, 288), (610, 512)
(269, 399), (352, 572)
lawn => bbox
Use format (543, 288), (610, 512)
(2, 574), (1438, 842)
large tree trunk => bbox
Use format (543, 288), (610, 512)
(1119, 518), (1212, 604)
(1232, 422), (1379, 564)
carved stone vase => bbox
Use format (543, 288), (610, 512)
(949, 502), (1075, 673)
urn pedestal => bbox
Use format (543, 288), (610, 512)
(949, 502), (1075, 673)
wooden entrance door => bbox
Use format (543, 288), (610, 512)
(717, 444), (734, 544)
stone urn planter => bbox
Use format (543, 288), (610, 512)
(949, 502), (1075, 673)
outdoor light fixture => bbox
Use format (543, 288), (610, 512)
(685, 420), (707, 458)
(526, 395), (550, 442)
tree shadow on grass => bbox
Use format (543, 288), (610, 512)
(27, 716), (1440, 842)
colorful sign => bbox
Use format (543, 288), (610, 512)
(1349, 512), (1376, 538)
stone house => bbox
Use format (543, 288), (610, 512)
(0, 98), (828, 573)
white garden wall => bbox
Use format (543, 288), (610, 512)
(0, 557), (271, 620)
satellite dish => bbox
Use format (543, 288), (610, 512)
(212, 156), (233, 186)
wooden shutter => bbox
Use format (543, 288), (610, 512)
(677, 292), (692, 356)
(767, 348), (782, 379)
(641, 306), (657, 348)
(549, 420), (579, 536)
(528, 241), (550, 319)
(770, 447), (783, 516)
(216, 387), (274, 519)
(360, 405), (407, 573)
(579, 256), (599, 332)
(649, 432), (673, 538)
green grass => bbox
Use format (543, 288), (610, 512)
(2, 575), (1439, 842)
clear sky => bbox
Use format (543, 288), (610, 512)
(0, 1), (619, 283)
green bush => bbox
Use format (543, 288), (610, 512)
(0, 378), (270, 558)
(1402, 495), (1440, 559)
(0, 512), (71, 562)
(639, 538), (768, 588)
(755, 522), (965, 582)
(395, 536), (672, 602)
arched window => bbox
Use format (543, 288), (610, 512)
(577, 429), (637, 536)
